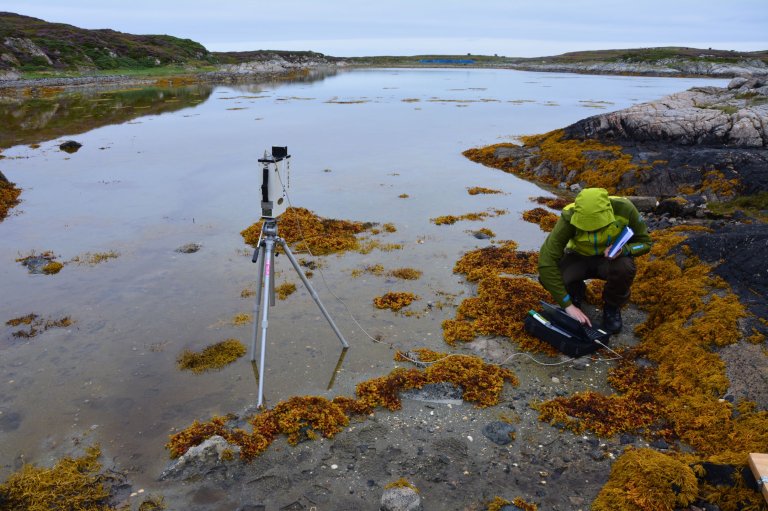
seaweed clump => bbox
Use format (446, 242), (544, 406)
(275, 282), (297, 300)
(6, 313), (73, 338)
(373, 292), (419, 312)
(535, 226), (768, 510)
(167, 351), (517, 460)
(240, 207), (371, 255)
(69, 251), (120, 265)
(0, 171), (22, 222)
(592, 448), (698, 511)
(431, 208), (507, 225)
(16, 251), (63, 275)
(177, 339), (246, 373)
(384, 478), (419, 492)
(388, 267), (422, 280)
(444, 241), (553, 352)
(0, 445), (115, 511)
(487, 496), (538, 511)
(522, 207), (559, 232)
(467, 186), (503, 195)
(452, 241), (538, 282)
(532, 195), (570, 210)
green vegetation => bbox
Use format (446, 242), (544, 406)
(0, 12), (216, 74)
(521, 46), (768, 66)
(706, 191), (768, 221)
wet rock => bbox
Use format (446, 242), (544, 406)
(400, 382), (463, 404)
(0, 411), (22, 432)
(59, 140), (82, 153)
(380, 486), (422, 511)
(481, 421), (516, 445)
(625, 196), (659, 212)
(494, 145), (532, 161)
(727, 77), (749, 90)
(175, 243), (201, 253)
(472, 230), (492, 240)
(160, 435), (240, 481)
(237, 506), (266, 511)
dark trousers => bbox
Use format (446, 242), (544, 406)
(559, 252), (636, 308)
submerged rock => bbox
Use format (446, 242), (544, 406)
(175, 243), (201, 253)
(160, 435), (241, 482)
(400, 382), (463, 404)
(481, 421), (516, 445)
(380, 486), (422, 511)
(59, 140), (82, 153)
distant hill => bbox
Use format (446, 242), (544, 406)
(1, 11), (766, 79)
(0, 11), (215, 72)
(519, 46), (768, 65)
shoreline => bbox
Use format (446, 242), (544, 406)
(0, 60), (761, 95)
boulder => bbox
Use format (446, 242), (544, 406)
(59, 140), (82, 153)
(380, 486), (422, 511)
(727, 77), (749, 90)
(625, 196), (658, 212)
(481, 421), (516, 445)
(160, 435), (241, 481)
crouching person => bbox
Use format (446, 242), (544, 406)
(538, 188), (652, 333)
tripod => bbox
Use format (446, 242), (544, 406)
(250, 217), (349, 408)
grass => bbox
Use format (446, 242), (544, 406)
(706, 192), (768, 221)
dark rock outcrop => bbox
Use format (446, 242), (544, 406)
(469, 77), (768, 200)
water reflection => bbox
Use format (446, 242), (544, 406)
(0, 85), (214, 149)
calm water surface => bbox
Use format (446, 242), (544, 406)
(0, 69), (726, 484)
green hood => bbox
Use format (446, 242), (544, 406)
(570, 188), (615, 231)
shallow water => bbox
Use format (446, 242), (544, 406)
(0, 68), (726, 484)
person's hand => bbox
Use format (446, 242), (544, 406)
(565, 304), (592, 326)
(604, 246), (620, 260)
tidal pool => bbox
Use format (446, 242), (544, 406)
(0, 68), (726, 486)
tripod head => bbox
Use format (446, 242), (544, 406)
(258, 146), (290, 219)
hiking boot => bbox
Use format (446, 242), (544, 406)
(602, 304), (623, 334)
(567, 281), (586, 309)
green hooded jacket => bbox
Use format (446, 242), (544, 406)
(538, 188), (653, 308)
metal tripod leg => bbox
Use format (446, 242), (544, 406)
(277, 238), (349, 348)
(252, 236), (276, 408)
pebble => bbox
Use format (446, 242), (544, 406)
(331, 464), (338, 469)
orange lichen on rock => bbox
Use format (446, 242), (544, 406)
(373, 292), (419, 312)
(522, 207), (559, 232)
(240, 207), (371, 255)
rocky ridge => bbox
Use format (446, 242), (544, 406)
(508, 59), (768, 78)
(478, 76), (768, 200)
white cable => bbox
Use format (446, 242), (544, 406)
(272, 166), (624, 366)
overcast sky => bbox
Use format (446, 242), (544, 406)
(4, 0), (767, 57)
